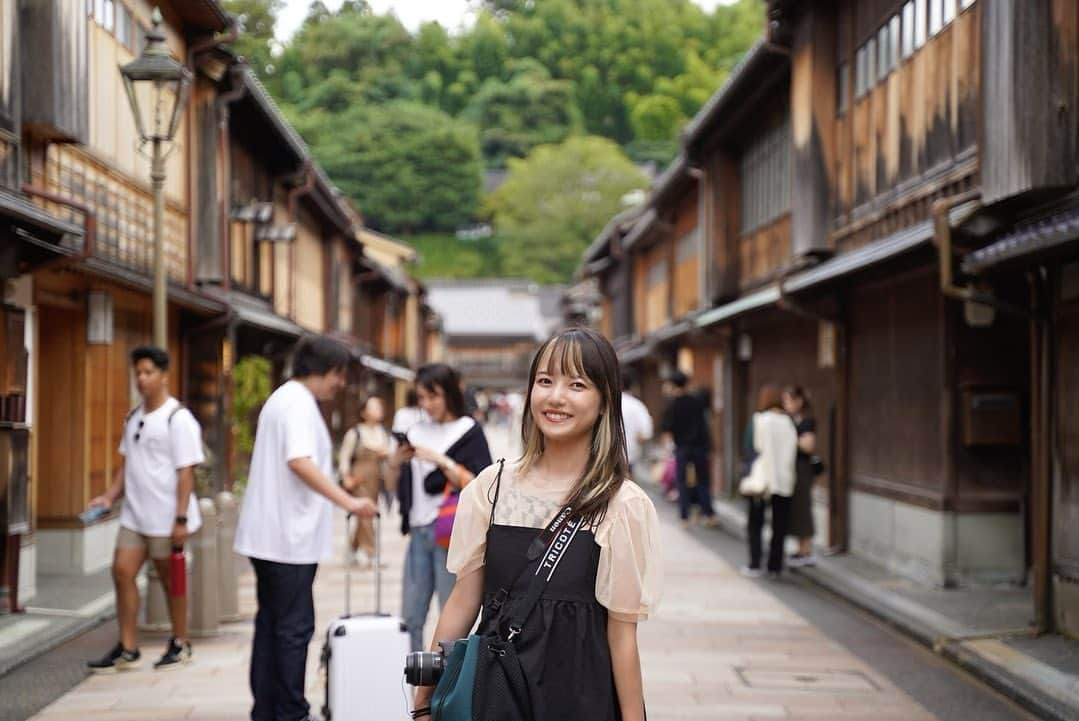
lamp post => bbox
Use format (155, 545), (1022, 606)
(120, 7), (192, 348)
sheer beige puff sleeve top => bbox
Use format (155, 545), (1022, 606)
(447, 462), (664, 623)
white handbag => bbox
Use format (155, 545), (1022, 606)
(738, 456), (770, 497)
(738, 413), (770, 497)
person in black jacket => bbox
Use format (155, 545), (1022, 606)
(395, 363), (493, 651)
(660, 370), (719, 528)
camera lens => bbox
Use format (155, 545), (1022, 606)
(404, 650), (445, 687)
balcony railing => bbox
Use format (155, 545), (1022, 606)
(29, 145), (187, 281)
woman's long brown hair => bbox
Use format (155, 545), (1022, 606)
(518, 327), (629, 525)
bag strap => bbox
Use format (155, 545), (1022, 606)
(486, 458), (506, 531)
(483, 460), (580, 625)
(503, 509), (581, 641)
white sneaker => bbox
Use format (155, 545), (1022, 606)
(788, 554), (817, 568)
(739, 566), (764, 579)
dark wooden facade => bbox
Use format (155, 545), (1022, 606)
(581, 0), (1079, 623)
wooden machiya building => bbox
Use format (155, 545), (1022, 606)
(0, 1), (427, 611)
(581, 0), (1079, 634)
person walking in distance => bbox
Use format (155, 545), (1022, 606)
(395, 363), (492, 652)
(660, 370), (719, 528)
(741, 384), (798, 579)
(234, 336), (378, 721)
(620, 370), (654, 483)
(338, 395), (396, 567)
(412, 327), (662, 721)
(86, 346), (204, 673)
(784, 386), (819, 567)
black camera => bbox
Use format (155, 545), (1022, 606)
(404, 645), (448, 687)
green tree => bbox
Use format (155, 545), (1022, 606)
(293, 101), (483, 235)
(487, 136), (647, 283)
(463, 61), (581, 166)
(222, 0), (283, 77)
(629, 94), (685, 142)
(231, 355), (272, 494)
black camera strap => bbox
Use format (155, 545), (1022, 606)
(503, 509), (581, 641)
(483, 460), (582, 639)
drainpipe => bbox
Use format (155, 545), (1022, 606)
(935, 191), (1048, 602)
(186, 22), (239, 288)
(20, 184), (97, 264)
(933, 191), (1042, 322)
(287, 162), (316, 319)
(216, 65), (249, 292)
(185, 21), (239, 74)
(1029, 267), (1052, 633)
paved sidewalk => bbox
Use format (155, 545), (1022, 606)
(708, 495), (1079, 721)
(25, 506), (946, 720)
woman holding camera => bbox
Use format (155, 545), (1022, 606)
(412, 327), (662, 721)
(396, 364), (493, 652)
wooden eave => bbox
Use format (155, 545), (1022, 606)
(682, 40), (791, 157)
(172, 0), (230, 33)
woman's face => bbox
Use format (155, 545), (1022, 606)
(417, 383), (449, 423)
(363, 397), (384, 424)
(782, 391), (803, 415)
(530, 360), (602, 445)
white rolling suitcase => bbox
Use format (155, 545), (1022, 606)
(321, 514), (411, 721)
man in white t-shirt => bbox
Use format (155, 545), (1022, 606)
(86, 346), (205, 673)
(621, 372), (654, 482)
(234, 336), (377, 721)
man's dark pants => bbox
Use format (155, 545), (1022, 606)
(675, 445), (716, 520)
(250, 558), (318, 721)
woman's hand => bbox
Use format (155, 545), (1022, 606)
(395, 443), (416, 464)
(412, 445), (445, 466)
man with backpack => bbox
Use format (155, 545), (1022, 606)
(86, 345), (205, 672)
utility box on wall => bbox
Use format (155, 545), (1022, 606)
(960, 388), (1022, 447)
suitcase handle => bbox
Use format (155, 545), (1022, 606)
(344, 511), (383, 617)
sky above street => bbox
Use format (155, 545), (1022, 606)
(277, 0), (740, 39)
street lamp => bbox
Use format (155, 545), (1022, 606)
(120, 7), (192, 348)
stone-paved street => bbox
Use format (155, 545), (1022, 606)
(16, 427), (1032, 721)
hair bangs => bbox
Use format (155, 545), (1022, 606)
(535, 335), (587, 382)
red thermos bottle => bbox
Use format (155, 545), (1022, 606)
(169, 546), (186, 598)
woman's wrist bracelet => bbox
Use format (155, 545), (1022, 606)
(411, 707), (431, 719)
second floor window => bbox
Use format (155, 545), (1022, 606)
(739, 117), (790, 235)
(93, 0), (115, 32)
(902, 2), (916, 58)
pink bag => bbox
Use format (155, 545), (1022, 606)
(661, 456), (676, 494)
(434, 488), (458, 549)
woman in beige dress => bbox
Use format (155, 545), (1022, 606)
(338, 395), (395, 566)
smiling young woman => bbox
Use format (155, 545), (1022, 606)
(412, 327), (663, 721)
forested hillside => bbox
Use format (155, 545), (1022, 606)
(224, 0), (763, 281)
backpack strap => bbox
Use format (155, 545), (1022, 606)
(124, 405), (141, 425)
(167, 402), (187, 424)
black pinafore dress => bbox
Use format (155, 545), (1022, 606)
(476, 494), (621, 721)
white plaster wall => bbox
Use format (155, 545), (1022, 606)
(956, 513), (1025, 584)
(18, 542), (36, 602)
(36, 517), (119, 575)
(850, 489), (1026, 587)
